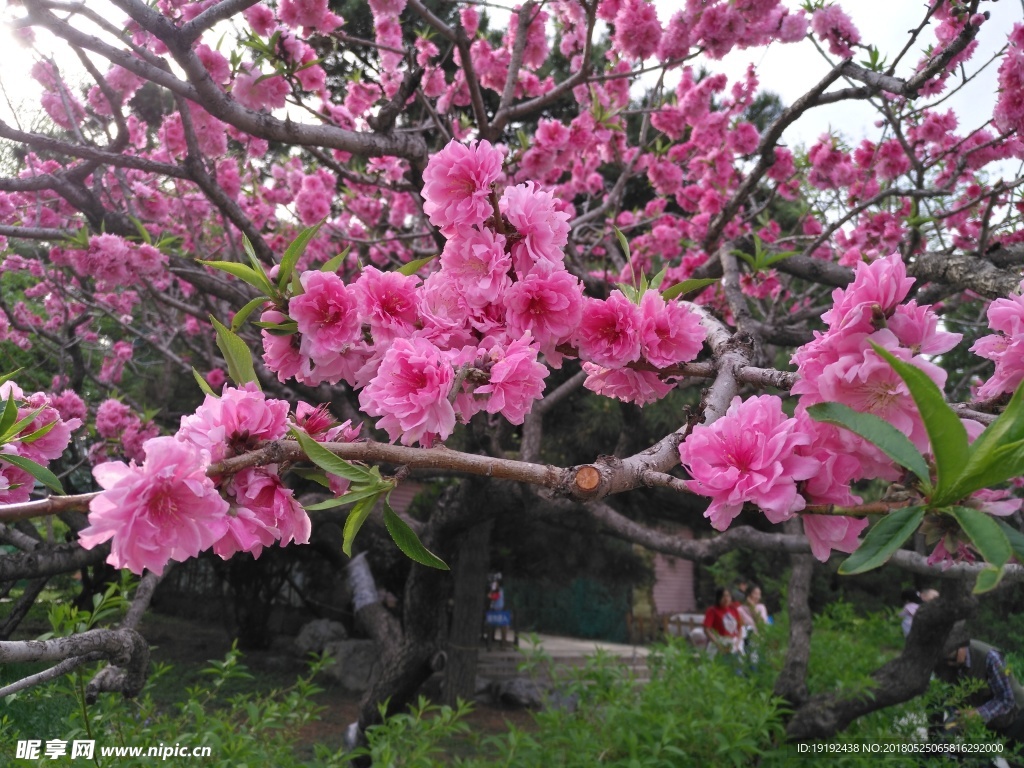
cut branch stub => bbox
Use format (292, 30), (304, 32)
(573, 465), (602, 496)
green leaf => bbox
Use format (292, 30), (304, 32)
(661, 278), (719, 301)
(0, 394), (19, 441)
(0, 406), (45, 444)
(128, 215), (152, 245)
(241, 236), (277, 294)
(870, 343), (968, 505)
(837, 505), (924, 575)
(649, 268), (667, 290)
(759, 250), (798, 268)
(253, 319), (298, 335)
(278, 220), (325, 290)
(734, 250), (758, 271)
(807, 402), (931, 486)
(383, 501), (449, 570)
(289, 467), (330, 487)
(947, 440), (1024, 504)
(995, 519), (1024, 566)
(949, 506), (1012, 569)
(18, 419), (57, 445)
(612, 226), (631, 262)
(398, 255), (436, 276)
(231, 296), (268, 332)
(947, 382), (1024, 501)
(291, 428), (372, 483)
(0, 369), (24, 387)
(342, 494), (379, 557)
(201, 260), (275, 296)
(191, 367), (218, 397)
(304, 485), (388, 511)
(973, 566), (1004, 594)
(1, 453), (65, 495)
(320, 248), (351, 274)
(211, 317), (259, 388)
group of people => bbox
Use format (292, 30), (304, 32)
(701, 582), (770, 656)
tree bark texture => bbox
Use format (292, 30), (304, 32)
(443, 515), (494, 706)
(773, 540), (814, 706)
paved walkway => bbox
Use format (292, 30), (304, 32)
(478, 633), (650, 681)
(517, 633), (650, 659)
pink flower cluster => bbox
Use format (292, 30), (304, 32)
(970, 280), (1024, 399)
(0, 381), (81, 505)
(69, 235), (168, 289)
(994, 24), (1024, 136)
(259, 141), (707, 444)
(422, 140), (505, 236)
(80, 385), (360, 573)
(93, 399), (159, 464)
(677, 393), (868, 562)
(603, 0), (808, 64)
(80, 437), (230, 574)
(810, 5), (861, 59)
(792, 253), (961, 487)
(675, 254), (972, 562)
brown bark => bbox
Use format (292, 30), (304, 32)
(772, 533), (814, 705)
(350, 484), (467, 745)
(443, 517), (493, 706)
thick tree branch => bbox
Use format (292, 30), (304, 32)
(910, 250), (1022, 300)
(0, 628), (149, 699)
(786, 588), (976, 740)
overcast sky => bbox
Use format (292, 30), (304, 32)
(694, 0), (1022, 149)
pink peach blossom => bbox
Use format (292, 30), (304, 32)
(261, 309), (306, 382)
(359, 337), (456, 446)
(821, 252), (914, 333)
(801, 514), (869, 563)
(501, 182), (571, 276)
(573, 292), (643, 368)
(0, 449), (34, 505)
(582, 364), (674, 405)
(811, 5), (860, 59)
(79, 437), (229, 574)
(15, 392), (79, 463)
(178, 383), (290, 462)
(439, 226), (511, 306)
(214, 466), (310, 559)
(614, 0), (662, 61)
(679, 395), (819, 531)
(353, 266), (420, 343)
(503, 264), (584, 360)
(290, 270), (361, 359)
(477, 335), (548, 424)
(970, 284), (1024, 398)
(421, 140), (504, 236)
(639, 291), (705, 368)
(233, 68), (289, 111)
(96, 399), (133, 439)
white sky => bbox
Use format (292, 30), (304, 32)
(696, 0), (1024, 149)
(0, 1), (1020, 147)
